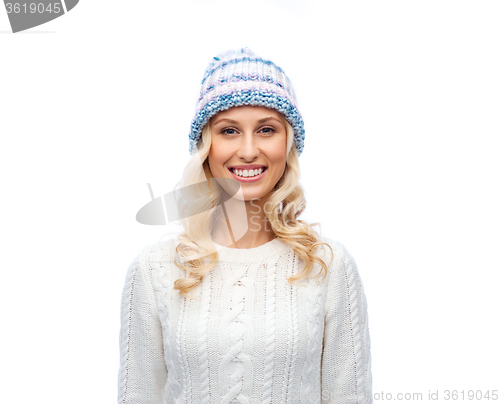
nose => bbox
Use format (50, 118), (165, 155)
(235, 131), (261, 160)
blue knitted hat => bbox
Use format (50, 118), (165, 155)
(188, 48), (305, 156)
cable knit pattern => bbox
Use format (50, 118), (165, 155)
(198, 263), (211, 404)
(219, 265), (254, 403)
(117, 237), (372, 404)
(301, 274), (324, 403)
(262, 257), (278, 404)
(117, 250), (137, 400)
(345, 249), (368, 404)
(152, 244), (183, 401)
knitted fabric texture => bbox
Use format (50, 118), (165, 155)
(118, 237), (372, 403)
(188, 48), (306, 157)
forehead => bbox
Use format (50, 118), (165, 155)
(211, 105), (284, 123)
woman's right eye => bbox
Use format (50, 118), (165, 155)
(221, 128), (237, 136)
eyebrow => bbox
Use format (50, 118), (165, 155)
(212, 116), (283, 126)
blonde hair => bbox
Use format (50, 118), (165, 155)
(171, 118), (333, 300)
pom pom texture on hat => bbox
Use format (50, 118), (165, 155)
(188, 48), (305, 156)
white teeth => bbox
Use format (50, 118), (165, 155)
(232, 168), (264, 177)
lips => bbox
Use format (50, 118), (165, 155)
(229, 167), (267, 175)
(228, 165), (267, 171)
(228, 166), (268, 182)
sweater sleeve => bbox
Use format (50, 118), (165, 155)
(118, 247), (168, 404)
(321, 242), (373, 404)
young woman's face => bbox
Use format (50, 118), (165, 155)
(208, 105), (287, 201)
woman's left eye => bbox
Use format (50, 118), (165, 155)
(260, 127), (275, 134)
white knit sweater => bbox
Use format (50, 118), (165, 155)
(118, 236), (372, 404)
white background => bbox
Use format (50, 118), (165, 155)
(1, 0), (499, 402)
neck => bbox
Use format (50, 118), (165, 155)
(211, 191), (276, 249)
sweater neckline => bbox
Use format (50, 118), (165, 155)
(212, 237), (289, 263)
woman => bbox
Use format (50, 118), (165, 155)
(118, 48), (373, 404)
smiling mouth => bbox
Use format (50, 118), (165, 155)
(229, 167), (268, 178)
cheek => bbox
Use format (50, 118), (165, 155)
(208, 147), (228, 173)
(268, 137), (287, 166)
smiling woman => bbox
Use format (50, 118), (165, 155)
(208, 106), (288, 220)
(118, 48), (373, 404)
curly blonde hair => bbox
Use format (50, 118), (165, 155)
(171, 117), (333, 300)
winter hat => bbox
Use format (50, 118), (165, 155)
(188, 48), (305, 156)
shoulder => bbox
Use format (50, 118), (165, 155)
(129, 237), (178, 267)
(316, 236), (356, 270)
(315, 236), (364, 294)
(126, 237), (180, 287)
(316, 238), (366, 320)
(148, 237), (179, 266)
